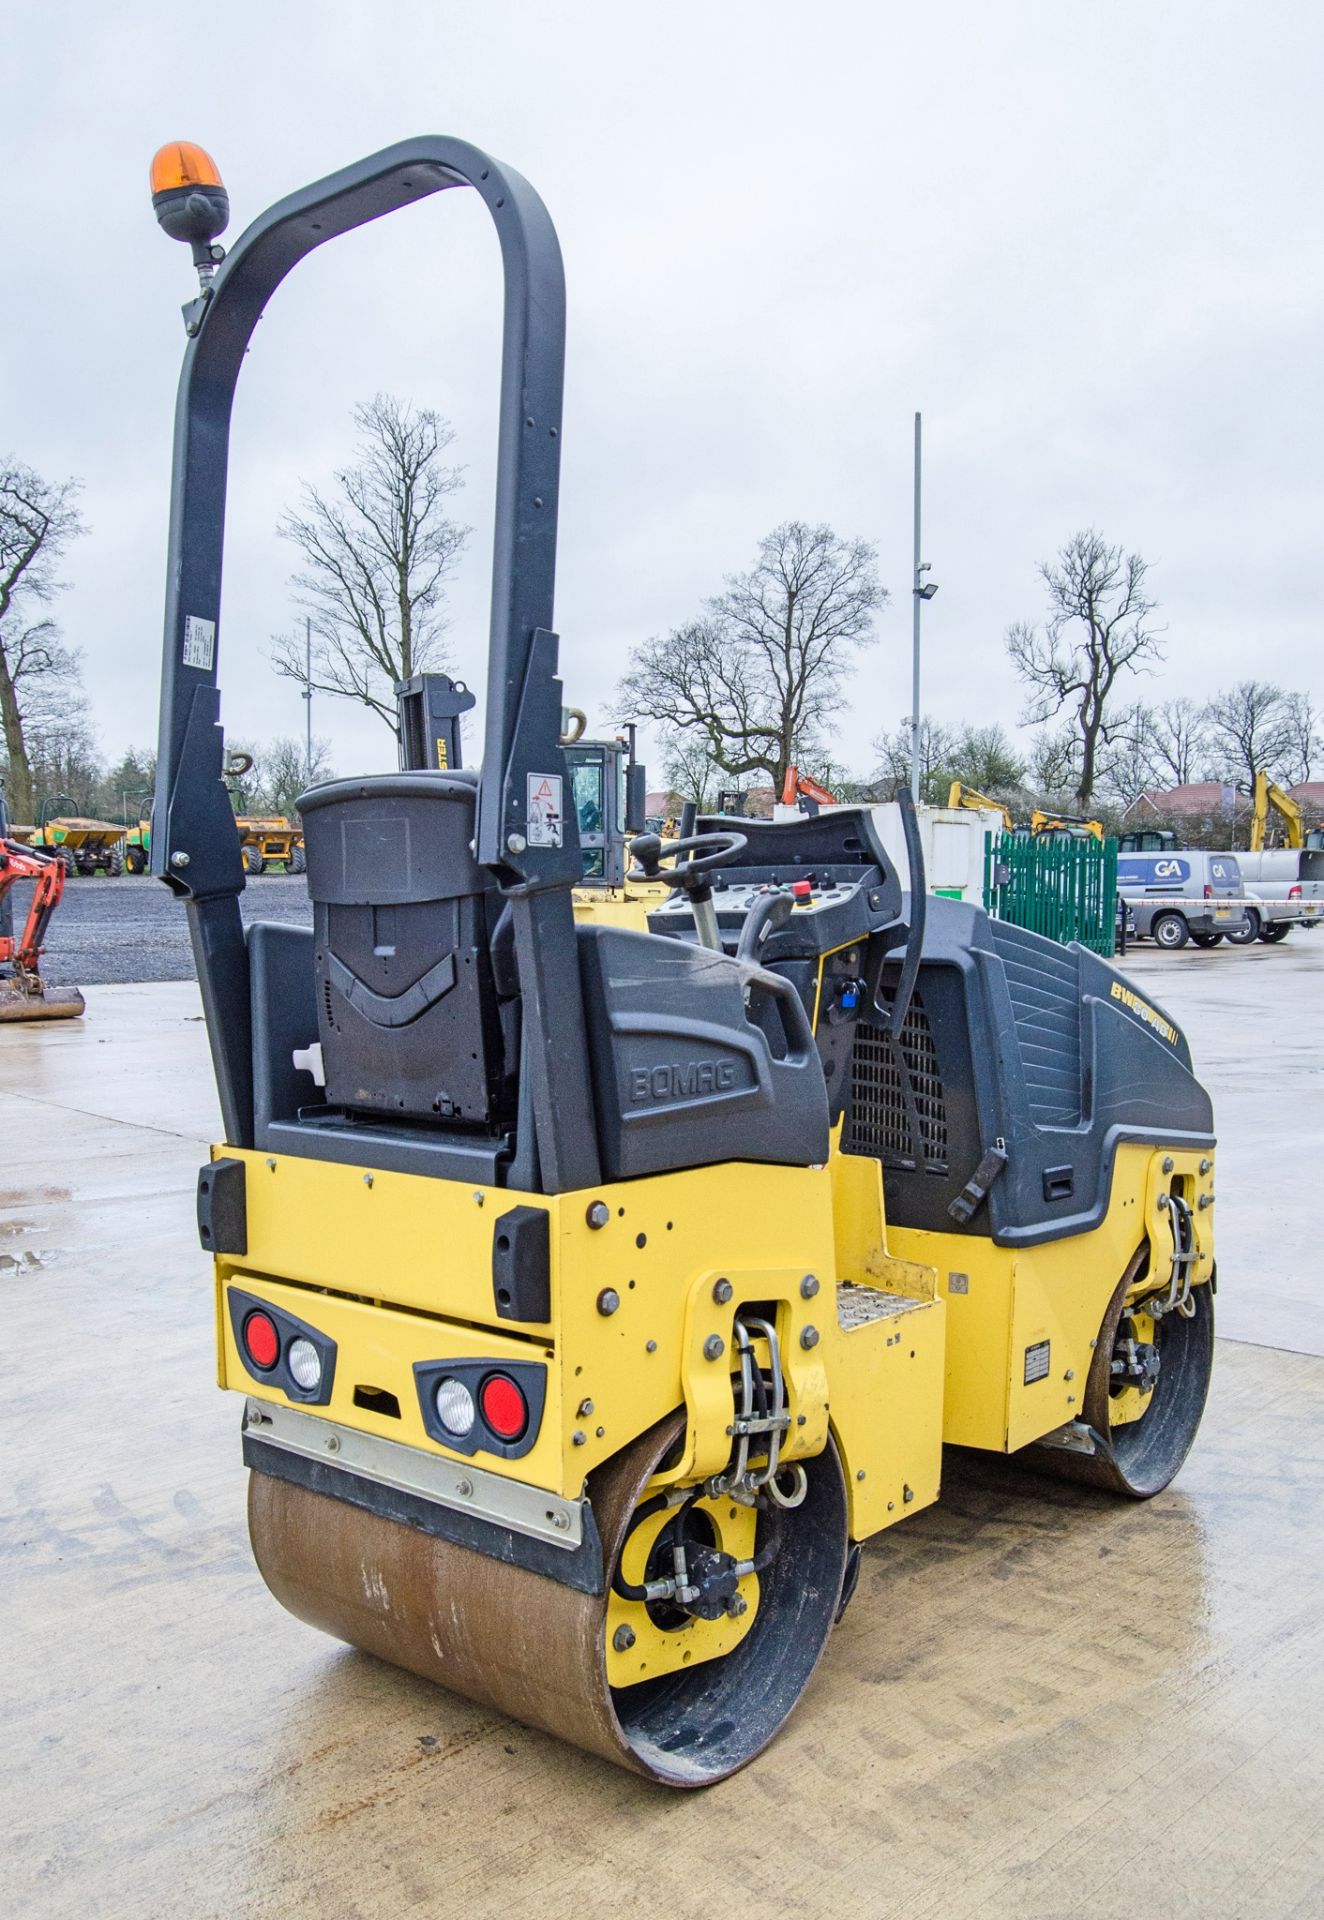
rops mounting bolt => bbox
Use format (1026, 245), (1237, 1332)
(712, 1278), (733, 1304)
(800, 1274), (819, 1299)
(597, 1288), (620, 1317)
(800, 1325), (820, 1350)
(703, 1334), (725, 1362)
(586, 1200), (610, 1229)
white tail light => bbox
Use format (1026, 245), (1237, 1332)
(435, 1376), (477, 1436)
(287, 1337), (322, 1391)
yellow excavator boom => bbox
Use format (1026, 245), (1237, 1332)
(947, 782), (1014, 831)
(1250, 770), (1303, 851)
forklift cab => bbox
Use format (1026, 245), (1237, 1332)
(564, 736), (646, 886)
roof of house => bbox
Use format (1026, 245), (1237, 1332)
(1130, 782), (1243, 815)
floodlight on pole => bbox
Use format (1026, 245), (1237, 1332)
(910, 414), (938, 802)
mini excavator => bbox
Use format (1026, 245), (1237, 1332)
(0, 786), (85, 1021)
(151, 136), (1218, 1787)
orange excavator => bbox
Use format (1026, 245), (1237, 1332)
(780, 766), (838, 814)
(0, 839), (86, 1020)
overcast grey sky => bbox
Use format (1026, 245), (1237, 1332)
(5, 0), (1321, 787)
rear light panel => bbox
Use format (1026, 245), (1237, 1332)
(1290, 884), (1302, 900)
(414, 1357), (546, 1460)
(227, 1286), (336, 1405)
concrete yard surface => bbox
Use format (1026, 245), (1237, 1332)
(2, 943), (1322, 1920)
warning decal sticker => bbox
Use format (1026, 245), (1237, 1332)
(182, 614), (216, 671)
(526, 772), (563, 848)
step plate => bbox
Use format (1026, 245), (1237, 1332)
(836, 1281), (925, 1331)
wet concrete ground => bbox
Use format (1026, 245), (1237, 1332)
(2, 941), (1321, 1918)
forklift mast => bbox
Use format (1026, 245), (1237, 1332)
(396, 672), (477, 773)
(151, 138), (597, 1181)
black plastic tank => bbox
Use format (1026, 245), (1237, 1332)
(297, 771), (513, 1128)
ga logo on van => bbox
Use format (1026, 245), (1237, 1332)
(1153, 858), (1185, 878)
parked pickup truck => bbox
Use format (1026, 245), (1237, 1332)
(1117, 851), (1246, 949)
(1217, 849), (1324, 943)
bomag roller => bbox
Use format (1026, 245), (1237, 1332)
(150, 135), (1218, 1787)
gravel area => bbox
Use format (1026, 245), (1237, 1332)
(3, 872), (313, 985)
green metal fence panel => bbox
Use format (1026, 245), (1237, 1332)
(982, 833), (1118, 956)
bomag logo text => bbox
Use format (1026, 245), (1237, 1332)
(630, 1060), (737, 1102)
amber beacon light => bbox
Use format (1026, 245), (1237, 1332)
(150, 141), (230, 290)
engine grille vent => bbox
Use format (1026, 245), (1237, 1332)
(844, 992), (948, 1173)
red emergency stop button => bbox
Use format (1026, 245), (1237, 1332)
(791, 879), (813, 900)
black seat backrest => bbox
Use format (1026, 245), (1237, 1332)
(299, 771), (515, 1129)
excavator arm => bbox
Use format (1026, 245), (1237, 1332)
(1250, 770), (1303, 851)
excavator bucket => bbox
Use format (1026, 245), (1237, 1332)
(0, 979), (85, 1021)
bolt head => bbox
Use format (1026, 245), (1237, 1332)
(325, 1435), (340, 1453)
(170, 850), (189, 868)
(455, 1478), (473, 1498)
(1162, 1156), (1175, 1173)
(552, 1510), (571, 1531)
(577, 1398), (594, 1417)
(800, 1325), (820, 1351)
(506, 832), (527, 855)
(645, 1339), (658, 1354)
(586, 1200), (610, 1229)
(801, 1274), (820, 1299)
(572, 1430), (587, 1447)
(597, 1288), (620, 1317)
(613, 1624), (636, 1651)
(727, 1593), (748, 1618)
(703, 1334), (725, 1362)
(712, 1278), (733, 1304)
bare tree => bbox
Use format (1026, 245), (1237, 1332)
(1203, 680), (1295, 792)
(0, 459), (87, 820)
(1282, 690), (1318, 786)
(660, 732), (724, 811)
(618, 522), (884, 793)
(948, 724), (1025, 794)
(258, 736), (335, 819)
(270, 396), (470, 731)
(1027, 722), (1080, 800)
(1006, 529), (1162, 806)
(871, 715), (958, 803)
(1143, 695), (1210, 788)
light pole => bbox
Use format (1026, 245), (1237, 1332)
(302, 615), (313, 785)
(910, 411), (938, 802)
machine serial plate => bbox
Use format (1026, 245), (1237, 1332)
(243, 1399), (584, 1551)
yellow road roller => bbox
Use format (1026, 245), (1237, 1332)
(150, 135), (1217, 1787)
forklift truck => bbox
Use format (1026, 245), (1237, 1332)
(151, 134), (1218, 1786)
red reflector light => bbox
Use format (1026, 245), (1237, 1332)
(243, 1310), (279, 1370)
(480, 1373), (528, 1441)
(1203, 884), (1212, 899)
(1290, 884), (1302, 899)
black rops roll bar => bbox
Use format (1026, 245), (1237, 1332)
(152, 138), (599, 1187)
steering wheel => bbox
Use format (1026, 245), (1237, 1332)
(627, 830), (747, 889)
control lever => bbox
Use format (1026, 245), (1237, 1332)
(735, 888), (793, 962)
